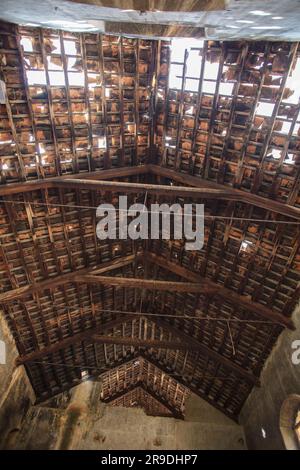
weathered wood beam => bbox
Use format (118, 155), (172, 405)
(2, 163), (299, 221)
(15, 314), (137, 366)
(147, 251), (294, 330)
(91, 335), (192, 350)
(75, 274), (214, 293)
(140, 383), (184, 419)
(0, 254), (138, 302)
(15, 331), (192, 366)
(148, 164), (300, 220)
(0, 165), (149, 196)
(140, 352), (238, 422)
(50, 177), (235, 199)
(154, 317), (260, 386)
(15, 311), (259, 386)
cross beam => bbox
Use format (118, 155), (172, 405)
(15, 313), (260, 386)
(0, 254), (138, 303)
(147, 251), (294, 330)
(75, 274), (214, 293)
(1, 163), (299, 219)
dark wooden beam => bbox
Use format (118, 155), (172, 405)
(153, 316), (260, 386)
(147, 251), (294, 330)
(49, 177), (236, 199)
(2, 163), (299, 221)
(103, 381), (184, 419)
(16, 331), (196, 366)
(76, 274), (214, 293)
(91, 334), (192, 350)
(15, 314), (138, 366)
(15, 311), (259, 386)
(0, 254), (138, 302)
(140, 352), (238, 422)
(0, 165), (149, 196)
(148, 164), (300, 220)
(140, 383), (184, 419)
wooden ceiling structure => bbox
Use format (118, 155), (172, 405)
(0, 21), (300, 421)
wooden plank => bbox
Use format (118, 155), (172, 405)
(148, 165), (300, 220)
(2, 163), (299, 221)
(147, 251), (294, 330)
(154, 317), (260, 386)
(16, 331), (192, 365)
(76, 274), (213, 293)
(0, 254), (138, 302)
(0, 165), (149, 195)
(140, 352), (238, 422)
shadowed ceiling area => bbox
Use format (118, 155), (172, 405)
(0, 21), (299, 421)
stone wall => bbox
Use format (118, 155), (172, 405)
(0, 312), (35, 449)
(6, 379), (246, 450)
(240, 304), (300, 450)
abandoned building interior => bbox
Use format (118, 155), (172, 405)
(0, 0), (300, 451)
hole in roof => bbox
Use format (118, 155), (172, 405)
(204, 61), (219, 80)
(279, 121), (291, 134)
(285, 153), (295, 165)
(185, 78), (199, 92)
(49, 71), (65, 86)
(63, 40), (77, 55)
(26, 70), (47, 85)
(283, 57), (300, 104)
(20, 37), (33, 52)
(68, 72), (84, 87)
(240, 240), (253, 253)
(268, 148), (282, 159)
(219, 82), (234, 96)
(202, 81), (216, 94)
(98, 137), (106, 148)
(256, 102), (275, 117)
(293, 123), (300, 135)
(169, 38), (203, 89)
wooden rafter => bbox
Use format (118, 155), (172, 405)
(75, 274), (213, 293)
(0, 254), (139, 302)
(147, 251), (294, 329)
(15, 312), (259, 386)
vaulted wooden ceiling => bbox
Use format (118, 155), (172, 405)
(0, 21), (299, 421)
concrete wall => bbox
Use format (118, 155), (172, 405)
(7, 379), (246, 450)
(0, 312), (35, 449)
(240, 304), (300, 450)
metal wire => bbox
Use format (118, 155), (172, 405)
(1, 197), (299, 224)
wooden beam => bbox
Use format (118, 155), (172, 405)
(140, 352), (238, 422)
(2, 163), (299, 221)
(75, 274), (214, 293)
(49, 177), (236, 198)
(154, 317), (260, 386)
(0, 254), (138, 302)
(140, 383), (184, 419)
(15, 311), (259, 386)
(16, 329), (194, 366)
(15, 314), (138, 366)
(147, 251), (294, 330)
(148, 164), (300, 220)
(0, 165), (149, 196)
(91, 334), (193, 350)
